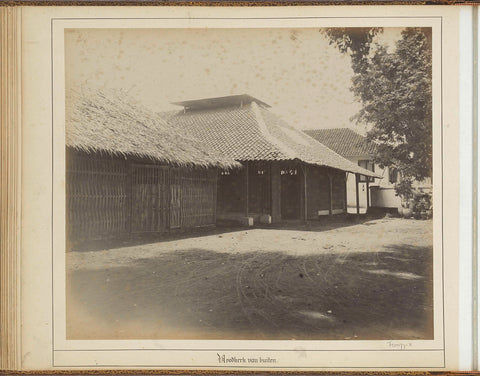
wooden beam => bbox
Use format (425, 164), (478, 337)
(366, 179), (370, 210)
(355, 173), (360, 217)
(127, 162), (133, 234)
(328, 173), (333, 216)
(245, 161), (249, 217)
(304, 166), (308, 222)
(268, 162), (273, 215)
(344, 172), (348, 213)
(213, 170), (218, 224)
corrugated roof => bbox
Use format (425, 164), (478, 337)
(65, 89), (240, 169)
(304, 128), (378, 158)
(166, 101), (380, 178)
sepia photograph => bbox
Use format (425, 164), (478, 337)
(64, 26), (434, 342)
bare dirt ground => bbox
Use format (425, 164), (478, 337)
(66, 217), (433, 340)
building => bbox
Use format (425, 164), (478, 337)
(65, 90), (239, 244)
(166, 95), (380, 224)
(304, 128), (431, 211)
(304, 128), (378, 213)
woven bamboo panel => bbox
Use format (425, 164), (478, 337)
(67, 152), (219, 241)
(131, 164), (168, 233)
(172, 168), (217, 228)
(67, 153), (128, 241)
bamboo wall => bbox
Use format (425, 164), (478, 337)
(66, 150), (218, 243)
(66, 152), (129, 241)
(171, 168), (217, 228)
(130, 165), (168, 233)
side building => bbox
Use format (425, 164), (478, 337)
(165, 95), (380, 225)
(304, 128), (431, 212)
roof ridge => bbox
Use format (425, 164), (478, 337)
(308, 127), (348, 132)
(250, 102), (296, 159)
(307, 127), (361, 134)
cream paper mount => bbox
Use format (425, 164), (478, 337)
(0, 4), (464, 372)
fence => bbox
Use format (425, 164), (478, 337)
(66, 150), (218, 243)
(66, 153), (129, 241)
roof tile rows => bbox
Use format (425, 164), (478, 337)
(304, 128), (378, 158)
(166, 101), (380, 178)
(164, 105), (284, 161)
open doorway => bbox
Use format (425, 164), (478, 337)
(280, 167), (301, 219)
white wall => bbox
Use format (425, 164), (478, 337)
(348, 159), (402, 210)
(346, 174), (367, 210)
(345, 158), (368, 214)
(370, 187), (401, 208)
(347, 157), (433, 210)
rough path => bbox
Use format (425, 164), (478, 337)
(67, 218), (433, 340)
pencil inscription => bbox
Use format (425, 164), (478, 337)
(387, 341), (413, 350)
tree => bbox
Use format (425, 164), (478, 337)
(323, 28), (382, 74)
(324, 28), (432, 185)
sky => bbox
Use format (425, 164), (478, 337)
(65, 27), (402, 133)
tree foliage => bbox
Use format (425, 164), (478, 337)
(324, 27), (432, 182)
(323, 28), (383, 74)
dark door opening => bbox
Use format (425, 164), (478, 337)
(248, 162), (271, 214)
(280, 167), (301, 219)
(217, 168), (244, 213)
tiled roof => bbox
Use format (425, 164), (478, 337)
(165, 102), (380, 178)
(304, 128), (378, 158)
(163, 105), (285, 160)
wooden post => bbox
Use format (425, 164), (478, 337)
(270, 162), (274, 218)
(127, 162), (133, 234)
(245, 161), (249, 216)
(213, 170), (218, 224)
(303, 165), (308, 222)
(366, 179), (370, 210)
(270, 162), (281, 222)
(355, 173), (360, 217)
(328, 173), (333, 216)
(267, 162), (272, 215)
(166, 167), (171, 230)
(344, 172), (348, 213)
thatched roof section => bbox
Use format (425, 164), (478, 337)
(65, 89), (239, 169)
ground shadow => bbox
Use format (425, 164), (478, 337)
(67, 243), (433, 340)
(69, 213), (390, 253)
